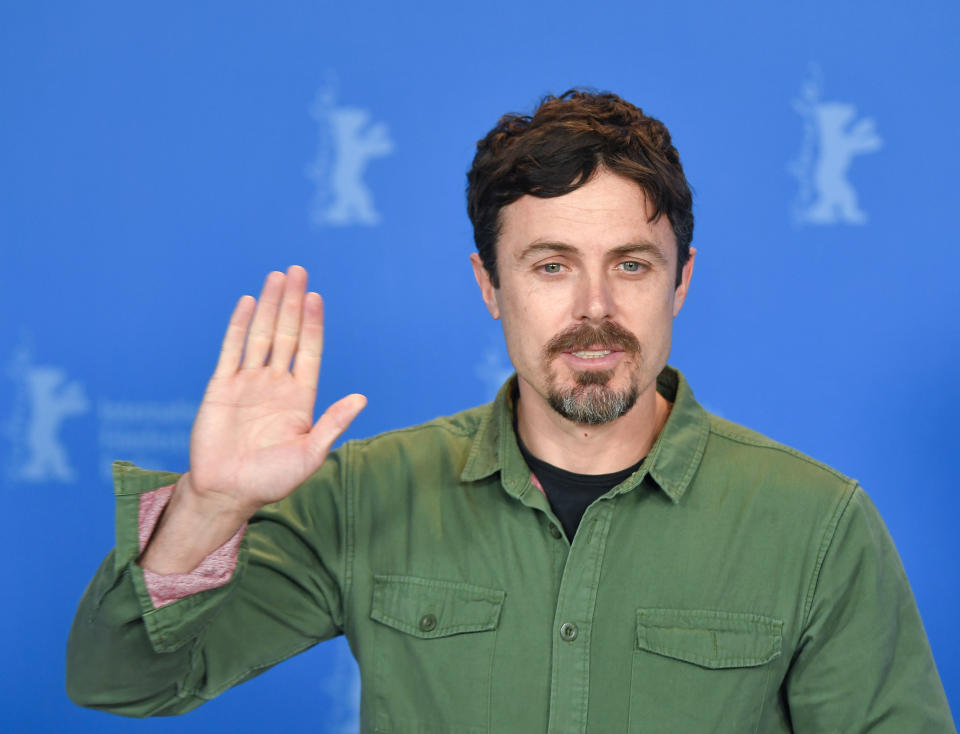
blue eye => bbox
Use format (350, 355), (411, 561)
(620, 261), (642, 272)
(543, 263), (562, 274)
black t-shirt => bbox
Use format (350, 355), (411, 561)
(516, 433), (644, 542)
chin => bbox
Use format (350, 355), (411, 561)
(547, 380), (640, 425)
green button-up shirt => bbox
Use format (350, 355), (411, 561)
(67, 367), (955, 733)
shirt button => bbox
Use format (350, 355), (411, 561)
(559, 622), (578, 642)
(419, 614), (437, 632)
(549, 525), (562, 539)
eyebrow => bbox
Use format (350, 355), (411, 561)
(517, 242), (578, 260)
(517, 240), (669, 265)
(608, 242), (669, 265)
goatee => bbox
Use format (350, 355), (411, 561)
(543, 322), (641, 425)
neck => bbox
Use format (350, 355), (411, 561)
(515, 376), (672, 475)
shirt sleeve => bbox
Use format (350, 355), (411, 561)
(137, 484), (245, 608)
(785, 485), (956, 732)
(66, 457), (353, 717)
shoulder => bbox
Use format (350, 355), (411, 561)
(698, 412), (858, 510)
(707, 413), (853, 483)
(351, 402), (488, 450)
(296, 402), (493, 503)
(339, 402), (490, 474)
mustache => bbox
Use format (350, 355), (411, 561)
(544, 321), (641, 358)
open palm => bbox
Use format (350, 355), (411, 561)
(188, 266), (366, 517)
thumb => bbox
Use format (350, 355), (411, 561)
(306, 393), (368, 462)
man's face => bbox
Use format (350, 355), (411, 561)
(471, 168), (695, 425)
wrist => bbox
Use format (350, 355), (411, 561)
(174, 472), (257, 526)
(139, 473), (252, 574)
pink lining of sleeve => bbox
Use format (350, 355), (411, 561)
(530, 472), (546, 495)
(138, 484), (246, 609)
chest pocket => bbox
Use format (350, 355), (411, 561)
(369, 574), (505, 734)
(629, 608), (783, 734)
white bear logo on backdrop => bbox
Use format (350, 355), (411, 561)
(4, 338), (199, 485)
(790, 65), (883, 225)
(5, 344), (90, 483)
(308, 78), (395, 227)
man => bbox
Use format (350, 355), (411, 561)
(67, 90), (954, 732)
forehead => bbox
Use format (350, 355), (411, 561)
(497, 169), (677, 262)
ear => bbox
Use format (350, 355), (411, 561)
(470, 253), (501, 320)
(672, 247), (696, 317)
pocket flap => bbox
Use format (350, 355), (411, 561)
(371, 574), (506, 639)
(636, 608), (783, 669)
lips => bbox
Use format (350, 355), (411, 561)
(569, 349), (614, 358)
(559, 349), (624, 374)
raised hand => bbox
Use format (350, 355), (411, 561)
(189, 265), (366, 514)
(140, 266), (365, 573)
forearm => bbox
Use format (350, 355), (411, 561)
(66, 464), (246, 716)
(65, 552), (210, 717)
(66, 459), (349, 718)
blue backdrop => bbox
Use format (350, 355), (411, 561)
(2, 1), (957, 731)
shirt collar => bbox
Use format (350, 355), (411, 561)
(460, 365), (710, 504)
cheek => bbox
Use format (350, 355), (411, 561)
(499, 291), (553, 340)
(643, 312), (676, 364)
(503, 319), (547, 362)
(626, 299), (675, 350)
(500, 316), (557, 373)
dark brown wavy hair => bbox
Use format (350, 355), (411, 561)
(467, 89), (694, 288)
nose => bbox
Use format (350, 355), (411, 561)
(573, 271), (615, 322)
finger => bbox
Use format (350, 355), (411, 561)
(242, 271), (285, 368)
(306, 393), (367, 463)
(292, 291), (324, 389)
(213, 295), (256, 377)
(269, 265), (308, 372)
